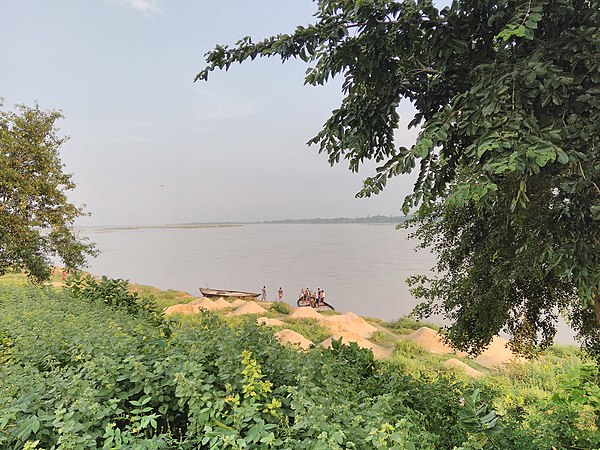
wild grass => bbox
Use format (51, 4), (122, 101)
(0, 272), (29, 287)
(368, 329), (399, 349)
(383, 315), (441, 334)
(268, 301), (293, 315)
(0, 267), (67, 286)
(277, 318), (331, 344)
(128, 283), (194, 309)
(1, 269), (196, 311)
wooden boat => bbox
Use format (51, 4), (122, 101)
(297, 297), (335, 311)
(200, 287), (260, 300)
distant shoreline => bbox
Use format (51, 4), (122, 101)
(254, 215), (410, 225)
(85, 224), (243, 232)
(79, 215), (412, 231)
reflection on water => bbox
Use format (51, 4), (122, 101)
(81, 223), (576, 344)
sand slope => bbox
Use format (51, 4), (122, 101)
(197, 299), (218, 311)
(474, 336), (520, 368)
(404, 327), (459, 354)
(257, 317), (285, 327)
(443, 358), (484, 377)
(319, 312), (378, 338)
(404, 328), (518, 369)
(231, 301), (268, 316)
(320, 332), (389, 359)
(275, 329), (313, 350)
(189, 297), (221, 309)
(164, 303), (200, 316)
(213, 298), (233, 309)
(188, 298), (205, 305)
(288, 307), (324, 321)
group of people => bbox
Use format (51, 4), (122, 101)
(300, 287), (326, 307)
(261, 286), (284, 302)
(260, 286), (326, 306)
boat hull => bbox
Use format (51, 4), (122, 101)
(200, 287), (260, 300)
(297, 297), (335, 311)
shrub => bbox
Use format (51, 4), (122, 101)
(66, 273), (171, 337)
(269, 301), (292, 315)
(385, 316), (440, 334)
(278, 318), (331, 344)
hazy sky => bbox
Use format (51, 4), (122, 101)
(2, 0), (425, 226)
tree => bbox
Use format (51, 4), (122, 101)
(0, 100), (97, 282)
(196, 0), (600, 355)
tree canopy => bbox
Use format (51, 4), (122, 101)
(0, 101), (96, 282)
(197, 0), (600, 355)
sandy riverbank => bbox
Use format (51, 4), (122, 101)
(164, 295), (522, 376)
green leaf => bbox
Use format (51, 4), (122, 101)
(482, 103), (495, 116)
(556, 148), (569, 164)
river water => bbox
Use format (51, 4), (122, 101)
(81, 223), (576, 344)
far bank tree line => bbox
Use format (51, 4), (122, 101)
(258, 215), (410, 224)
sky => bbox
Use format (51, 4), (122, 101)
(2, 0), (424, 226)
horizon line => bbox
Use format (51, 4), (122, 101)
(75, 214), (412, 229)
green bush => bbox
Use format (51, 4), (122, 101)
(385, 316), (441, 334)
(269, 301), (292, 315)
(278, 318), (331, 344)
(66, 272), (171, 337)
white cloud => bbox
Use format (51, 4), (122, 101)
(119, 0), (162, 14)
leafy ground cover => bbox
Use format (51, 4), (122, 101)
(0, 277), (598, 449)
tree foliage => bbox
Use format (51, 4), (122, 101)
(0, 100), (96, 282)
(196, 0), (600, 355)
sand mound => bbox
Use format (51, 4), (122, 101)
(275, 329), (313, 350)
(474, 336), (520, 368)
(288, 307), (324, 320)
(213, 298), (233, 309)
(443, 358), (485, 378)
(187, 298), (205, 305)
(197, 299), (218, 311)
(320, 332), (388, 359)
(187, 297), (219, 310)
(164, 303), (200, 316)
(231, 301), (268, 316)
(319, 312), (378, 338)
(404, 327), (459, 354)
(257, 317), (285, 327)
(230, 299), (246, 308)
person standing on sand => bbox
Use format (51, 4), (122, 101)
(261, 286), (267, 302)
(278, 287), (284, 302)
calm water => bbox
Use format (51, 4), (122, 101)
(81, 223), (576, 344)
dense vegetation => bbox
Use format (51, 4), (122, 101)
(1, 279), (598, 449)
